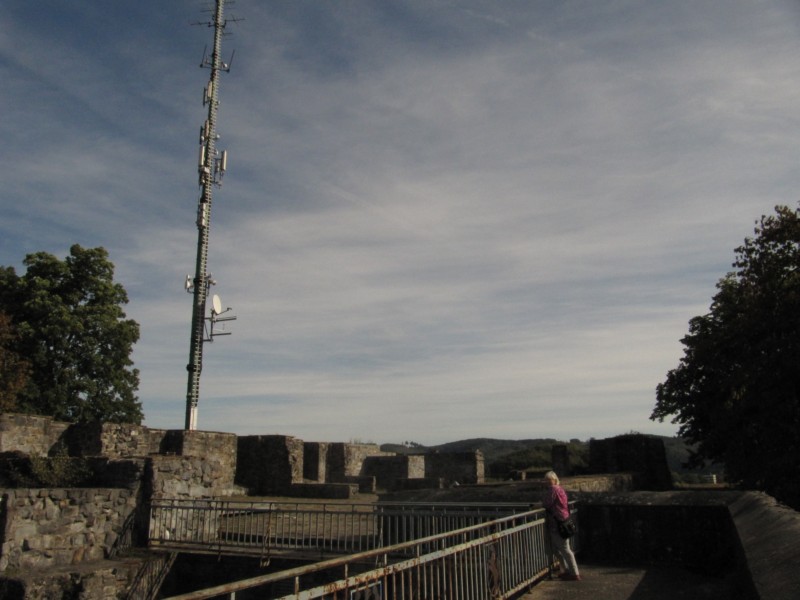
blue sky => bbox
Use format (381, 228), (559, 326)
(3, 1), (800, 444)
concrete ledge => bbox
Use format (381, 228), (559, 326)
(575, 490), (800, 599)
(728, 492), (800, 599)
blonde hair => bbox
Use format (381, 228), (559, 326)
(544, 471), (559, 484)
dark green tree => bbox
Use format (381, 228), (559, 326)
(0, 312), (30, 412)
(0, 245), (142, 423)
(651, 205), (800, 508)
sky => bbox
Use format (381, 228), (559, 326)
(3, 1), (800, 446)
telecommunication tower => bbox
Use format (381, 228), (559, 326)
(184, 0), (238, 431)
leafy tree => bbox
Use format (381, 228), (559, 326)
(651, 205), (800, 508)
(0, 312), (30, 412)
(0, 245), (142, 423)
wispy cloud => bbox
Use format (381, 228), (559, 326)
(3, 1), (799, 444)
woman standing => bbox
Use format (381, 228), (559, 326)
(541, 470), (580, 581)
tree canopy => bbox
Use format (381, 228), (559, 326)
(651, 205), (800, 508)
(0, 245), (142, 423)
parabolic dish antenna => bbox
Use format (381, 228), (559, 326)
(212, 294), (222, 314)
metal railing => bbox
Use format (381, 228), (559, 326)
(148, 499), (535, 559)
(125, 551), (177, 600)
(160, 505), (573, 600)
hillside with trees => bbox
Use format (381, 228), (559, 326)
(383, 435), (717, 483)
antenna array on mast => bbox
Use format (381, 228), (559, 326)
(184, 0), (239, 431)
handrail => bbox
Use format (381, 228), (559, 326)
(160, 506), (573, 600)
(148, 499), (534, 558)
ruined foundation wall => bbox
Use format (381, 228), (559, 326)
(148, 431), (239, 499)
(425, 451), (485, 485)
(303, 442), (329, 482)
(588, 434), (673, 490)
(362, 455), (425, 489)
(326, 443), (390, 481)
(236, 435), (304, 495)
(0, 414), (70, 457)
(0, 487), (138, 572)
(65, 422), (161, 459)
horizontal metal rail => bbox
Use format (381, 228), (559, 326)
(161, 506), (575, 600)
(148, 499), (534, 558)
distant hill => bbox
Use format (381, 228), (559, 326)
(382, 435), (724, 481)
(382, 438), (562, 462)
(382, 438), (584, 478)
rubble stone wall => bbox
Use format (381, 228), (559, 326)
(362, 455), (425, 489)
(326, 443), (390, 481)
(236, 435), (304, 495)
(65, 422), (159, 458)
(147, 455), (238, 500)
(588, 434), (673, 490)
(303, 442), (329, 482)
(425, 451), (485, 485)
(0, 487), (137, 572)
(0, 414), (69, 457)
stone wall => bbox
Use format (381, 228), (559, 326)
(303, 442), (329, 482)
(1, 561), (141, 600)
(425, 451), (484, 485)
(588, 434), (673, 490)
(0, 414), (69, 457)
(727, 492), (800, 600)
(576, 491), (740, 572)
(64, 422), (161, 459)
(551, 444), (569, 475)
(362, 455), (426, 489)
(236, 435), (304, 495)
(575, 490), (800, 598)
(326, 443), (389, 482)
(0, 487), (138, 572)
(147, 455), (237, 500)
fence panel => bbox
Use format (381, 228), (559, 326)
(158, 505), (577, 600)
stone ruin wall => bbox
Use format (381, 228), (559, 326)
(148, 430), (239, 500)
(425, 451), (485, 485)
(325, 443), (391, 481)
(0, 413), (511, 573)
(303, 441), (329, 482)
(63, 421), (163, 459)
(0, 414), (70, 457)
(589, 434), (673, 490)
(0, 417), (241, 579)
(235, 435), (304, 496)
(0, 487), (138, 573)
(361, 454), (426, 489)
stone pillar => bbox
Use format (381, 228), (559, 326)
(552, 444), (569, 476)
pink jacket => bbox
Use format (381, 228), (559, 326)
(541, 484), (570, 521)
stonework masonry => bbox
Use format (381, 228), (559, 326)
(0, 414), (70, 457)
(0, 487), (138, 573)
(0, 413), (698, 598)
(589, 434), (673, 490)
(361, 455), (425, 489)
(235, 435), (304, 495)
(326, 443), (391, 482)
(425, 451), (484, 485)
(303, 441), (329, 482)
(64, 421), (161, 459)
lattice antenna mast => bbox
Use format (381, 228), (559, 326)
(185, 0), (238, 431)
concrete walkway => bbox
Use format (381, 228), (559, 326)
(520, 564), (735, 600)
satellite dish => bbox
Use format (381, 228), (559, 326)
(212, 294), (222, 314)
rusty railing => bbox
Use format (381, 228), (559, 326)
(156, 504), (577, 600)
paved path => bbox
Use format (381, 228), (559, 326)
(520, 564), (735, 600)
